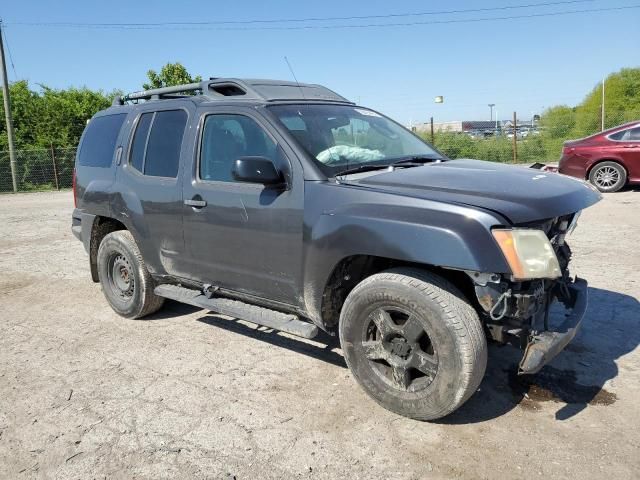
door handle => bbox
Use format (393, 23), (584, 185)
(184, 198), (207, 208)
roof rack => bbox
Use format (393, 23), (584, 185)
(113, 78), (353, 106)
(113, 82), (203, 105)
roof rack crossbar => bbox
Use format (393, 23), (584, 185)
(118, 82), (203, 104)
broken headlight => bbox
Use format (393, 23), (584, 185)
(492, 228), (561, 280)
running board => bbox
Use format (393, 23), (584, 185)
(154, 284), (318, 339)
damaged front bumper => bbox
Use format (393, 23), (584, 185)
(518, 277), (587, 375)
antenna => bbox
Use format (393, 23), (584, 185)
(284, 56), (306, 99)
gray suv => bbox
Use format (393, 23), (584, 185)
(72, 78), (601, 420)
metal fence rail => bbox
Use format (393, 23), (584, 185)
(0, 147), (75, 193)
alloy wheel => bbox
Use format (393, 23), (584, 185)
(361, 306), (438, 392)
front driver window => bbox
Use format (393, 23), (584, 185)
(200, 114), (277, 182)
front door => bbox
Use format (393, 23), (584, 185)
(181, 107), (304, 306)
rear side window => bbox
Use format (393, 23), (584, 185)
(78, 114), (127, 167)
(130, 113), (153, 172)
(628, 127), (640, 141)
(609, 130), (627, 141)
(609, 126), (640, 141)
(129, 110), (188, 178)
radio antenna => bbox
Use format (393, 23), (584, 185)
(284, 56), (306, 99)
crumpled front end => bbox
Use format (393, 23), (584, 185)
(469, 212), (588, 374)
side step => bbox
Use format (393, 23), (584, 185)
(154, 284), (318, 339)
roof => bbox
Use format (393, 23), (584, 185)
(114, 78), (353, 106)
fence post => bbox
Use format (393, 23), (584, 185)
(512, 112), (518, 163)
(50, 143), (59, 190)
(430, 116), (434, 145)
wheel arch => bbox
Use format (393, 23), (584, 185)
(318, 254), (477, 332)
(89, 216), (128, 282)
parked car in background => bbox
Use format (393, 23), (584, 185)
(559, 121), (640, 192)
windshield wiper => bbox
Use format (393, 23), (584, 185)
(334, 155), (445, 179)
(391, 155), (445, 166)
(334, 164), (390, 178)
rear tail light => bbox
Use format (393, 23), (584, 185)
(72, 168), (77, 207)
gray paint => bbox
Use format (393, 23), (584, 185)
(73, 91), (601, 329)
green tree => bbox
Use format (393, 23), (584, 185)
(574, 68), (640, 136)
(143, 62), (202, 90)
(539, 105), (576, 139)
(34, 86), (114, 148)
(1, 81), (116, 150)
(0, 80), (40, 150)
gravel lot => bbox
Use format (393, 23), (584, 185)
(1, 190), (639, 479)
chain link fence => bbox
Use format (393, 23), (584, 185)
(414, 110), (632, 164)
(1, 110), (636, 193)
(0, 147), (76, 193)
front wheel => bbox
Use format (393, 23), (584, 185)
(339, 268), (487, 421)
(97, 230), (164, 319)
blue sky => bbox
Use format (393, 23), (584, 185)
(2, 0), (639, 124)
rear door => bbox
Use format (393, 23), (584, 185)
(114, 103), (193, 277)
(181, 106), (304, 306)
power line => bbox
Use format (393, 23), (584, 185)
(4, 0), (623, 30)
(1, 26), (17, 79)
(5, 0), (597, 26)
(215, 5), (640, 31)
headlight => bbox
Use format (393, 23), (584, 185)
(492, 228), (561, 280)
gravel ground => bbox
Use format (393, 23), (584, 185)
(1, 190), (639, 479)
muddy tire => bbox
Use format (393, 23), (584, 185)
(339, 268), (487, 420)
(97, 230), (164, 319)
(589, 161), (626, 193)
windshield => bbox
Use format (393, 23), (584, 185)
(267, 104), (443, 176)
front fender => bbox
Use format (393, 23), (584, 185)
(302, 195), (510, 325)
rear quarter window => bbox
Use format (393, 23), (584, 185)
(78, 113), (127, 168)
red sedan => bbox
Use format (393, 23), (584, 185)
(559, 121), (640, 192)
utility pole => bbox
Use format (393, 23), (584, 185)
(0, 20), (18, 192)
(601, 77), (605, 131)
(430, 117), (434, 144)
(512, 112), (518, 163)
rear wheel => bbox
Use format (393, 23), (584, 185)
(97, 230), (164, 319)
(339, 268), (487, 421)
(589, 161), (626, 192)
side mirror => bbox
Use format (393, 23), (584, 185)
(232, 156), (283, 185)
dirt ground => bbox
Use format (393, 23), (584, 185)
(1, 189), (639, 480)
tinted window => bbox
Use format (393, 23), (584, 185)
(200, 115), (277, 182)
(609, 130), (628, 141)
(628, 127), (640, 141)
(129, 112), (153, 172)
(78, 114), (126, 167)
(144, 110), (188, 177)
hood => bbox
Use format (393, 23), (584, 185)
(345, 159), (601, 224)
